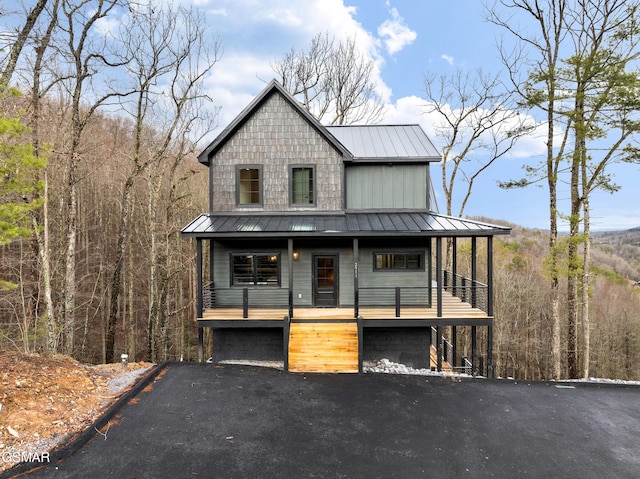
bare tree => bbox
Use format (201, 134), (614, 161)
(26, 0), (61, 353)
(56, 0), (130, 355)
(272, 32), (384, 125)
(425, 69), (532, 218)
(423, 68), (533, 264)
(104, 3), (220, 362)
(0, 0), (49, 86)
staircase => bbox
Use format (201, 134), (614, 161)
(430, 345), (453, 372)
(288, 321), (359, 373)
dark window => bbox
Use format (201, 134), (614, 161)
(374, 252), (423, 271)
(231, 253), (280, 286)
(237, 166), (262, 205)
(290, 166), (315, 205)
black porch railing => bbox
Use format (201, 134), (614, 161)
(202, 283), (290, 318)
(202, 274), (487, 317)
(202, 282), (216, 309)
(356, 286), (431, 317)
(431, 326), (477, 376)
(442, 271), (489, 313)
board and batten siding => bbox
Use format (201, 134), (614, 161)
(289, 242), (355, 307)
(210, 240), (355, 308)
(357, 239), (431, 306)
(210, 93), (344, 212)
(211, 241), (290, 308)
(346, 164), (429, 210)
(210, 239), (430, 309)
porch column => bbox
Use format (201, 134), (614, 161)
(196, 238), (203, 318)
(452, 237), (457, 274)
(451, 237), (457, 295)
(487, 236), (494, 378)
(353, 238), (359, 318)
(436, 326), (443, 372)
(198, 326), (204, 364)
(452, 326), (457, 368)
(472, 325), (477, 377)
(196, 238), (204, 363)
(288, 238), (294, 319)
(471, 237), (477, 308)
(487, 323), (494, 378)
(209, 240), (214, 285)
(436, 236), (443, 372)
(427, 237), (433, 307)
(487, 236), (494, 316)
(436, 236), (443, 317)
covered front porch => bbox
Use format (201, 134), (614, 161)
(182, 212), (509, 376)
(196, 272), (494, 376)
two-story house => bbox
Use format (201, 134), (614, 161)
(181, 80), (510, 375)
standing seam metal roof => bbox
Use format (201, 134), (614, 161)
(326, 125), (441, 161)
(181, 212), (510, 237)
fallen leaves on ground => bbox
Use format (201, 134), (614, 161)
(0, 350), (153, 472)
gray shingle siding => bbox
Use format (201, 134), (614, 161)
(211, 93), (344, 212)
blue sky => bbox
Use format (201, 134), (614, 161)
(189, 0), (638, 230)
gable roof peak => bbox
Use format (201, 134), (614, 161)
(197, 79), (350, 165)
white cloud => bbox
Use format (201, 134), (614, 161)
(441, 54), (454, 66)
(377, 7), (417, 55)
(208, 8), (228, 16)
(193, 0), (392, 133)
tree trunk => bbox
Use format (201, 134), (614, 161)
(567, 84), (587, 380)
(30, 90), (56, 353)
(548, 105), (562, 380)
(127, 223), (136, 360)
(582, 181), (591, 379)
(62, 152), (78, 355)
(105, 176), (135, 362)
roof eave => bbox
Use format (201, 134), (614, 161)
(347, 156), (441, 163)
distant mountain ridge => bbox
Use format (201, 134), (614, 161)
(471, 216), (640, 280)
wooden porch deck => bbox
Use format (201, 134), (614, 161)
(198, 291), (491, 322)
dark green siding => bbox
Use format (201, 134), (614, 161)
(346, 164), (429, 209)
(211, 239), (431, 309)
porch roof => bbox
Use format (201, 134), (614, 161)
(181, 212), (510, 238)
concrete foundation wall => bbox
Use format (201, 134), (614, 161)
(211, 328), (284, 363)
(362, 327), (431, 369)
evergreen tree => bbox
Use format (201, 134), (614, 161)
(0, 91), (46, 288)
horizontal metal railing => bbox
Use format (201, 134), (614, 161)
(202, 283), (290, 317)
(442, 271), (489, 313)
(202, 274), (487, 317)
(431, 326), (476, 376)
(357, 286), (431, 317)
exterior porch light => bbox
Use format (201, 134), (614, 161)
(292, 250), (300, 261)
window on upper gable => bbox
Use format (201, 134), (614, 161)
(237, 166), (262, 206)
(290, 166), (315, 206)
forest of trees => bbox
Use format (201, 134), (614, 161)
(1, 0), (639, 380)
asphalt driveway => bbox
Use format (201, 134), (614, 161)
(8, 363), (640, 479)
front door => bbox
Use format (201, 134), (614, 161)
(313, 255), (338, 307)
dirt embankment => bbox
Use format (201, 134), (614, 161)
(0, 351), (152, 472)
